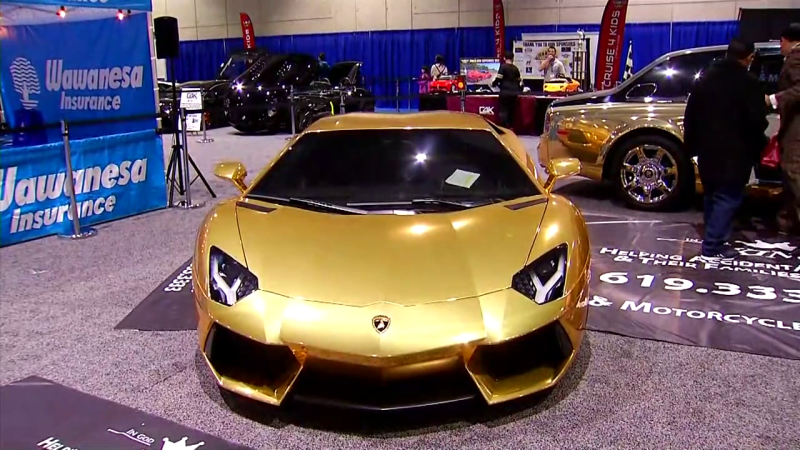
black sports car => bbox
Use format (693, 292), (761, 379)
(179, 48), (268, 128)
(226, 53), (375, 134)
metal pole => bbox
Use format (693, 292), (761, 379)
(178, 108), (204, 209)
(407, 78), (411, 110)
(58, 120), (96, 240)
(395, 78), (400, 112)
(197, 109), (214, 143)
(339, 90), (346, 115)
(290, 85), (296, 135)
(460, 88), (466, 113)
(197, 88), (214, 143)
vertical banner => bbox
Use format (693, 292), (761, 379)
(240, 13), (255, 50)
(493, 0), (505, 60)
(594, 0), (629, 91)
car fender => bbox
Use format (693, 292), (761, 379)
(597, 116), (684, 167)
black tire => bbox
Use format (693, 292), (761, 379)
(610, 134), (694, 211)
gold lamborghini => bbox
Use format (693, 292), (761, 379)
(193, 111), (590, 411)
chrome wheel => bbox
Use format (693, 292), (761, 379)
(619, 144), (678, 205)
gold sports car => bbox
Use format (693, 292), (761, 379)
(193, 111), (591, 410)
(543, 77), (581, 94)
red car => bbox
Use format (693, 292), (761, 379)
(430, 76), (465, 93)
(467, 70), (493, 83)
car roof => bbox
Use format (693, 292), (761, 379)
(615, 42), (780, 91)
(304, 111), (495, 132)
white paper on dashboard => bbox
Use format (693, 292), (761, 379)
(445, 169), (480, 189)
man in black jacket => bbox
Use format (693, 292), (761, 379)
(492, 51), (522, 128)
(684, 39), (769, 261)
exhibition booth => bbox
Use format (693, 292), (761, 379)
(0, 0), (167, 246)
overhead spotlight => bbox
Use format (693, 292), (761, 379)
(57, 6), (66, 18)
(117, 9), (124, 20)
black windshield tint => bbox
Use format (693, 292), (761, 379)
(247, 129), (540, 207)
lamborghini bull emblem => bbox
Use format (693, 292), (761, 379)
(372, 315), (390, 334)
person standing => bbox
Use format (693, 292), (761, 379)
(418, 66), (431, 94)
(317, 52), (330, 81)
(539, 46), (566, 82)
(684, 39), (769, 261)
(768, 24), (800, 235)
(492, 51), (523, 129)
(431, 55), (448, 80)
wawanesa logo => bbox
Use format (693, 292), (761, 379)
(44, 59), (145, 111)
(10, 57), (40, 110)
(0, 160), (148, 234)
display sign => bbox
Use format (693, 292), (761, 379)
(0, 130), (167, 246)
(514, 32), (599, 82)
(6, 0), (152, 12)
(586, 217), (800, 360)
(179, 89), (203, 110)
(178, 113), (202, 132)
(493, 0), (505, 60)
(0, 12), (157, 142)
(240, 12), (256, 50)
(459, 58), (500, 85)
(595, 0), (630, 90)
(0, 376), (251, 450)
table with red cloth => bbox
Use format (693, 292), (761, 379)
(445, 95), (537, 135)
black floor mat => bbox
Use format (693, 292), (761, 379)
(115, 258), (196, 331)
(0, 376), (252, 449)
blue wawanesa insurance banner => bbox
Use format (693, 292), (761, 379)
(0, 12), (157, 141)
(0, 130), (167, 246)
(7, 0), (152, 11)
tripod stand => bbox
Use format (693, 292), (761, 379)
(165, 58), (216, 207)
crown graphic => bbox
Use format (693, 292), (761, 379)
(161, 437), (205, 450)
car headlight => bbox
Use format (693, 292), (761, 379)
(209, 246), (258, 306)
(511, 244), (568, 305)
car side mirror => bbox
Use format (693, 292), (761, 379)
(544, 158), (581, 193)
(213, 161), (247, 193)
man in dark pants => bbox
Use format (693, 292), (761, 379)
(492, 51), (522, 129)
(684, 39), (769, 261)
(768, 24), (800, 235)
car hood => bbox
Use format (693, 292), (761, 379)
(551, 88), (616, 107)
(235, 198), (549, 307)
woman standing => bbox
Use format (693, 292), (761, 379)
(418, 66), (431, 94)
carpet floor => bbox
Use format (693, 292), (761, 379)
(1, 126), (798, 450)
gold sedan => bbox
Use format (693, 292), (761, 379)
(538, 44), (783, 211)
(192, 111), (591, 411)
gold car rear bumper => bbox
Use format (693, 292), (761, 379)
(194, 272), (589, 410)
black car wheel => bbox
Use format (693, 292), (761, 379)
(610, 134), (694, 211)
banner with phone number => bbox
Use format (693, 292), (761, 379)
(585, 218), (800, 360)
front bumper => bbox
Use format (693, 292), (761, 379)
(538, 134), (603, 180)
(194, 272), (589, 410)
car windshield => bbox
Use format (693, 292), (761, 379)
(218, 53), (259, 80)
(246, 129), (540, 214)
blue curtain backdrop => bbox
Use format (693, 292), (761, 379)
(168, 21), (738, 109)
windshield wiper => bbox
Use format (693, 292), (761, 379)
(249, 195), (367, 215)
(347, 198), (496, 211)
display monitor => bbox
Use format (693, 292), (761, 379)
(460, 58), (500, 85)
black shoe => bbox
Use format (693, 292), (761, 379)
(700, 246), (738, 262)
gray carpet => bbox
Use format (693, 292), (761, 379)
(1, 126), (798, 450)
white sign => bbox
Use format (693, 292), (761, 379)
(177, 114), (202, 132)
(478, 106), (494, 115)
(179, 89), (203, 110)
(514, 32), (599, 82)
